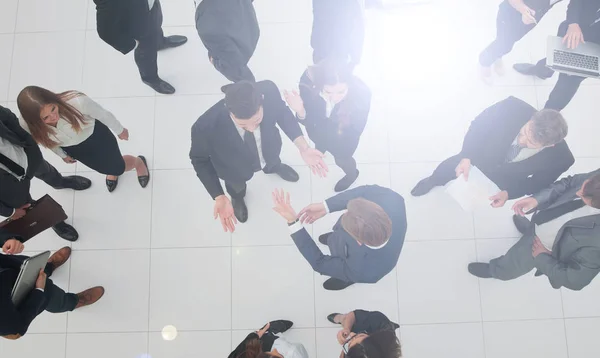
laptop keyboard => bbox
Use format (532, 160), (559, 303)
(553, 50), (599, 71)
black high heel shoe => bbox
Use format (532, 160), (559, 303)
(106, 176), (118, 193)
(137, 155), (150, 188)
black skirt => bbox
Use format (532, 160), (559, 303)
(62, 120), (126, 176)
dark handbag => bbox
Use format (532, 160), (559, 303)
(0, 195), (67, 242)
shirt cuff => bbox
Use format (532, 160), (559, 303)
(323, 201), (330, 214)
(36, 288), (44, 292)
(288, 221), (304, 234)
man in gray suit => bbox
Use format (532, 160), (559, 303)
(468, 170), (600, 291)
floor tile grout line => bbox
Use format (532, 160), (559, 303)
(309, 166), (319, 357)
(560, 289), (570, 358)
(472, 212), (488, 358)
(4, 0), (20, 103)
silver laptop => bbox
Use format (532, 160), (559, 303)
(547, 36), (600, 78)
(11, 251), (51, 306)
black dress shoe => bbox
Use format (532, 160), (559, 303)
(106, 177), (118, 193)
(271, 163), (299, 182)
(513, 215), (532, 234)
(319, 232), (332, 245)
(327, 313), (341, 324)
(142, 78), (175, 94)
(60, 175), (92, 190)
(513, 63), (553, 79)
(137, 155), (150, 188)
(323, 278), (355, 291)
(52, 221), (79, 242)
(468, 262), (492, 278)
(410, 177), (436, 197)
(334, 170), (359, 192)
(268, 320), (294, 334)
(232, 197), (248, 223)
(158, 35), (188, 51)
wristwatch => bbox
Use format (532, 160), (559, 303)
(288, 218), (299, 226)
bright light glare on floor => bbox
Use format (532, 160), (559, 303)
(161, 325), (178, 341)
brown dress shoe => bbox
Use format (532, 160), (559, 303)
(75, 286), (105, 309)
(47, 246), (72, 272)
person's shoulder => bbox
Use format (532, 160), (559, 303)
(500, 96), (536, 112)
(192, 99), (227, 133)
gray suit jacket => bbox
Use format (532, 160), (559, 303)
(531, 169), (600, 290)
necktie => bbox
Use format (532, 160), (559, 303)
(243, 130), (262, 172)
(533, 199), (586, 225)
(0, 152), (25, 177)
(505, 144), (522, 163)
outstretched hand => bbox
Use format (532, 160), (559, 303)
(301, 148), (328, 177)
(272, 189), (298, 223)
(298, 202), (327, 224)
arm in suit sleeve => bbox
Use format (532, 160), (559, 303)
(565, 0), (583, 25)
(534, 248), (600, 291)
(0, 228), (22, 248)
(262, 81), (303, 141)
(0, 201), (15, 218)
(291, 228), (354, 282)
(502, 149), (574, 199)
(189, 124), (225, 199)
(532, 172), (592, 210)
(0, 278), (46, 336)
(228, 333), (260, 358)
(325, 185), (387, 213)
(339, 88), (371, 154)
(0, 107), (37, 146)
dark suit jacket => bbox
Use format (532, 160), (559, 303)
(93, 0), (153, 54)
(527, 170), (600, 290)
(298, 72), (371, 157)
(0, 229), (47, 336)
(459, 96), (574, 199)
(190, 80), (303, 199)
(565, 0), (600, 27)
(0, 106), (42, 217)
(291, 185), (407, 283)
(195, 0), (259, 81)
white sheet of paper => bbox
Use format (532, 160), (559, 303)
(445, 166), (500, 212)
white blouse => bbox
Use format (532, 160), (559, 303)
(19, 95), (124, 159)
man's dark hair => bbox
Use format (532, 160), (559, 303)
(346, 330), (402, 358)
(224, 81), (263, 120)
(582, 173), (600, 209)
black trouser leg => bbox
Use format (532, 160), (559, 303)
(44, 278), (78, 313)
(544, 73), (586, 111)
(479, 1), (536, 67)
(429, 155), (462, 186)
(225, 182), (247, 199)
(134, 0), (163, 81)
(33, 160), (65, 189)
(334, 155), (357, 176)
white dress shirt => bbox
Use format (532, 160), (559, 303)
(509, 136), (543, 163)
(19, 95), (125, 159)
(148, 0), (156, 10)
(271, 337), (309, 358)
(319, 92), (335, 118)
(231, 117), (266, 169)
(535, 204), (600, 250)
(0, 136), (28, 179)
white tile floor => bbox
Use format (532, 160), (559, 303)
(1, 0), (599, 357)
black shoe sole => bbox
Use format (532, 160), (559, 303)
(327, 313), (341, 324)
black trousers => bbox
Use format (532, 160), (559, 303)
(32, 160), (66, 190)
(479, 1), (548, 67)
(224, 160), (282, 199)
(428, 154), (510, 189)
(531, 21), (600, 111)
(43, 264), (78, 313)
(134, 0), (165, 81)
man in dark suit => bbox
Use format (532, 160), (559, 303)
(93, 0), (188, 94)
(195, 0), (259, 82)
(0, 228), (104, 339)
(513, 0), (600, 110)
(0, 106), (90, 242)
(272, 185), (407, 291)
(411, 96), (574, 208)
(469, 171), (600, 291)
(190, 80), (328, 232)
(479, 0), (564, 82)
